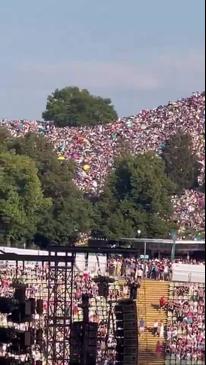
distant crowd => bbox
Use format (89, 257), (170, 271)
(1, 92), (205, 237)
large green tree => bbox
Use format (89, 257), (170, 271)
(42, 87), (118, 127)
(161, 131), (201, 194)
(9, 133), (93, 246)
(94, 152), (176, 239)
(9, 132), (75, 182)
(0, 152), (51, 246)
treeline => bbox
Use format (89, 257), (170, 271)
(0, 127), (202, 248)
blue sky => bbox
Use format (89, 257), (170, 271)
(0, 0), (204, 119)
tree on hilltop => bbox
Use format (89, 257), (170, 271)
(42, 87), (118, 127)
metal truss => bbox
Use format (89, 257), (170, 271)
(46, 250), (75, 365)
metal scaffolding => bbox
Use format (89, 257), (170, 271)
(46, 250), (75, 365)
(1, 240), (202, 364)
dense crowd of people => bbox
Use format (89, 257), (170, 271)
(0, 92), (205, 238)
(107, 256), (205, 282)
(172, 190), (205, 238)
(0, 254), (205, 364)
(165, 282), (205, 363)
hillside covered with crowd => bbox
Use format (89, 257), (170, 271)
(2, 92), (204, 191)
(1, 92), (205, 239)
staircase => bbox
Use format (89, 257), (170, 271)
(137, 280), (169, 365)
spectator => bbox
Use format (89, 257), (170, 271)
(160, 296), (168, 311)
(139, 318), (145, 336)
(159, 320), (164, 339)
(153, 320), (159, 336)
(155, 340), (163, 355)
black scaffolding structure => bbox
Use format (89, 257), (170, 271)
(0, 245), (137, 365)
(46, 250), (75, 365)
(0, 249), (76, 365)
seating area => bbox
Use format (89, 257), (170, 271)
(0, 261), (130, 364)
(0, 257), (205, 364)
(165, 283), (205, 364)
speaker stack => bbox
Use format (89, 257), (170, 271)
(70, 321), (98, 365)
(0, 284), (44, 363)
(36, 299), (43, 315)
(115, 299), (138, 365)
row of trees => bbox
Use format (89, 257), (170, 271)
(0, 129), (92, 247)
(0, 127), (202, 248)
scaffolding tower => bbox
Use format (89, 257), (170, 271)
(46, 250), (75, 365)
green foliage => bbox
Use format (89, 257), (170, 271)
(9, 133), (75, 183)
(42, 87), (118, 127)
(9, 133), (93, 246)
(94, 152), (176, 239)
(0, 152), (51, 245)
(0, 127), (11, 153)
(36, 189), (93, 246)
(1, 127), (196, 246)
(161, 131), (201, 194)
